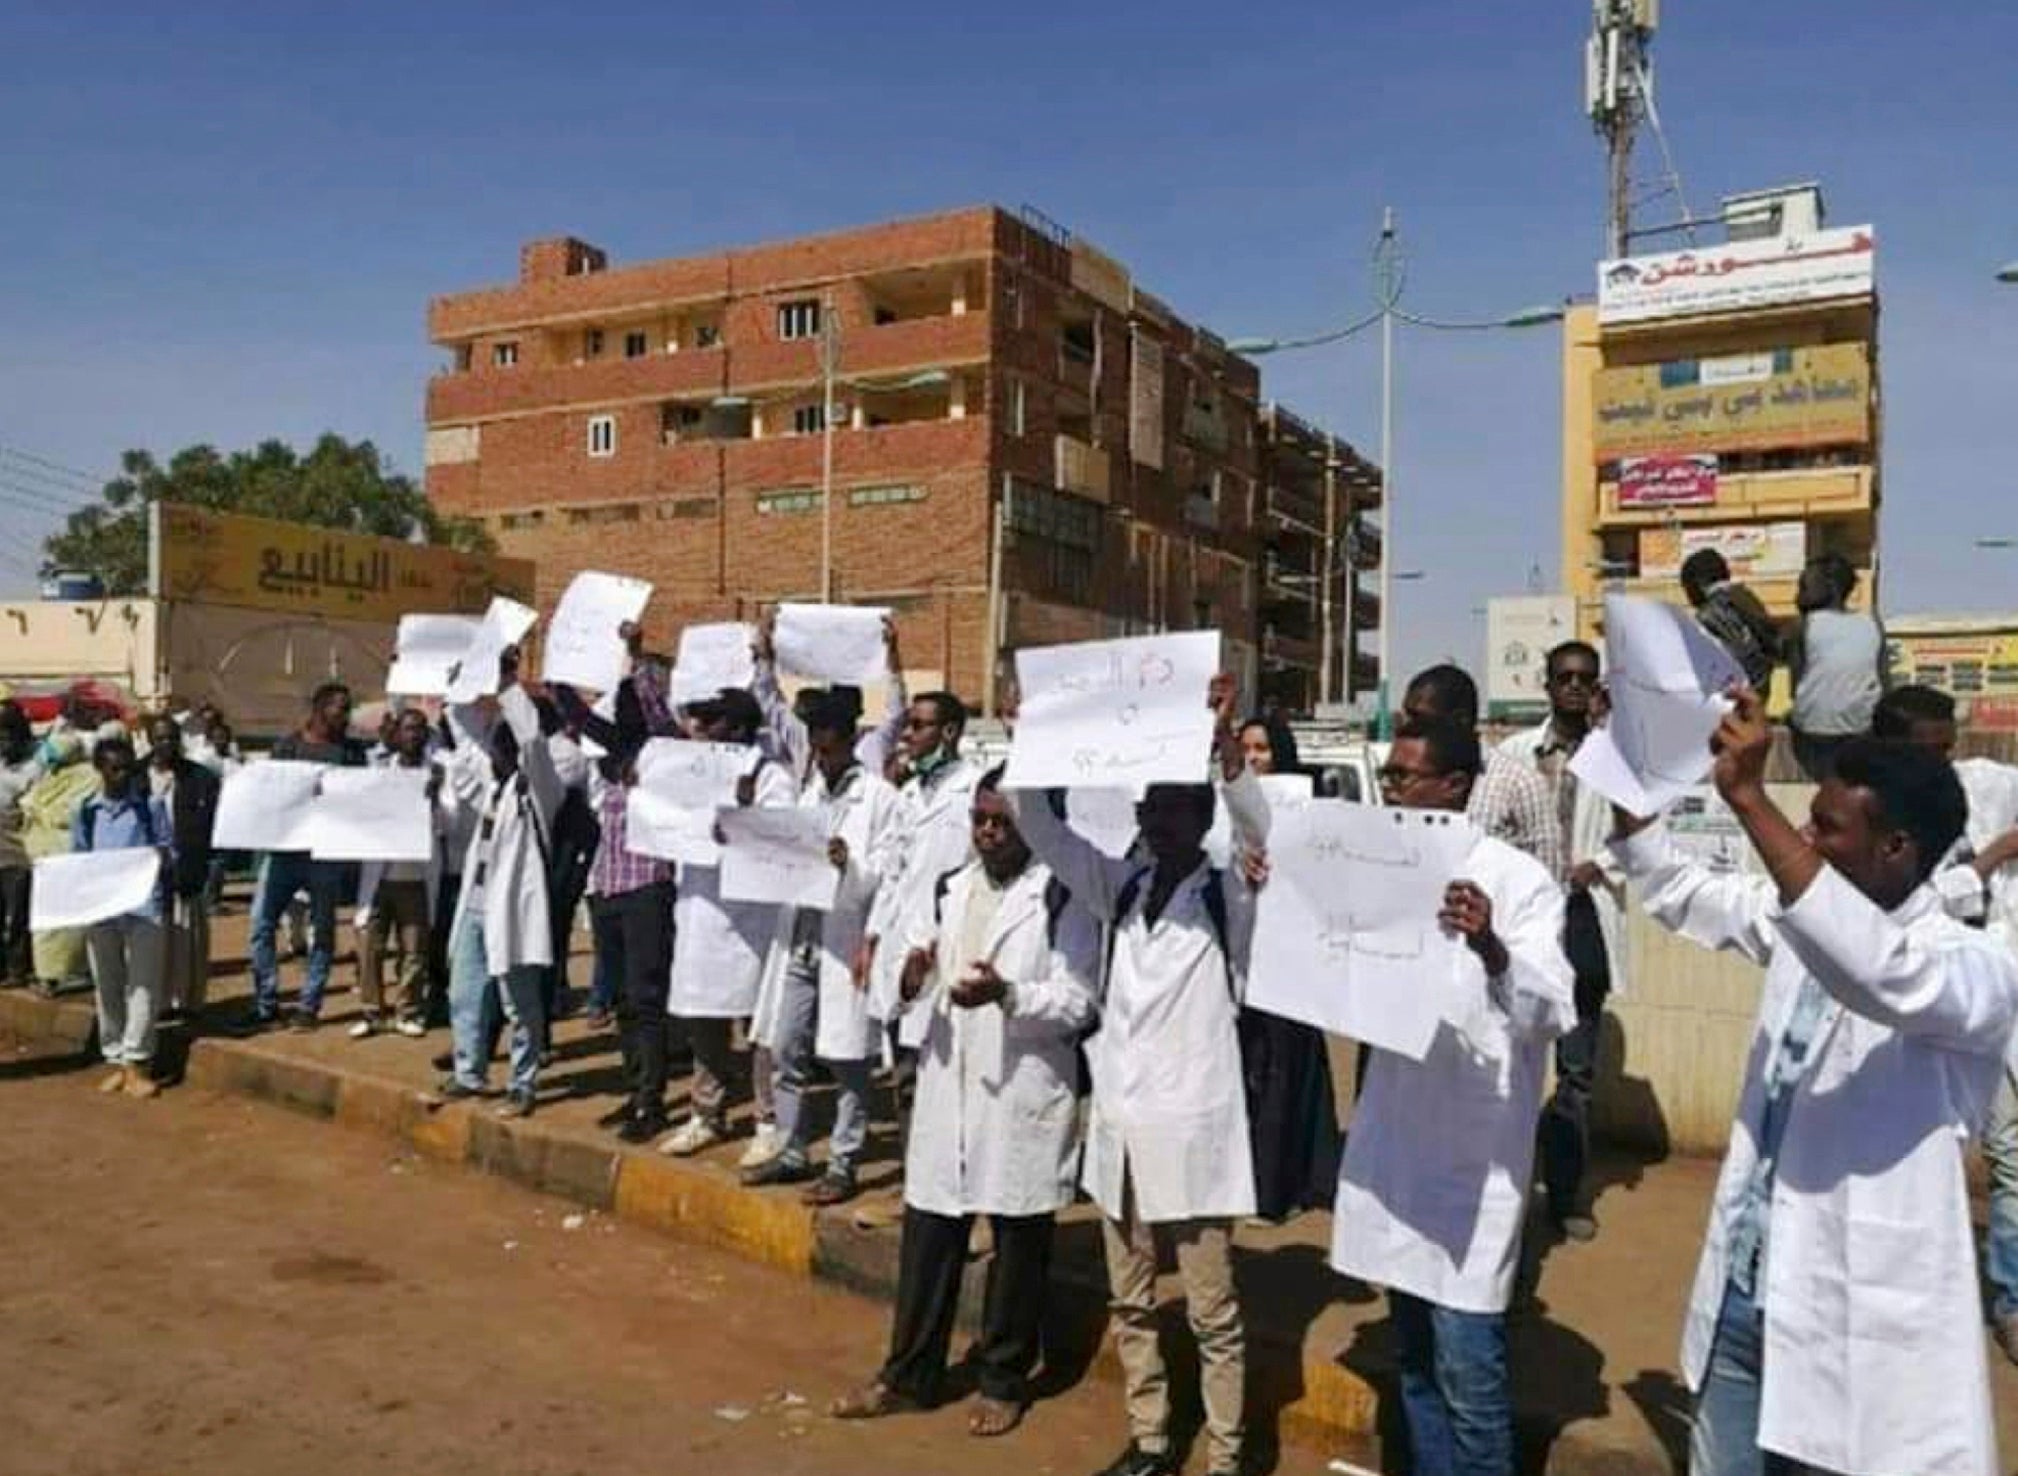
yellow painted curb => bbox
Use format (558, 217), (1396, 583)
(614, 1152), (815, 1276)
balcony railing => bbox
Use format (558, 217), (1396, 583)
(1055, 434), (1111, 503)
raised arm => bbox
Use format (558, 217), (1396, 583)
(1612, 820), (1780, 967)
(749, 618), (809, 780)
(854, 618), (909, 776)
(1003, 786), (1132, 921)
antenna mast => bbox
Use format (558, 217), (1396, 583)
(1586, 0), (1660, 258)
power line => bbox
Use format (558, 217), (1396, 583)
(0, 476), (88, 516)
(0, 443), (105, 490)
(0, 461), (100, 506)
(0, 482), (85, 522)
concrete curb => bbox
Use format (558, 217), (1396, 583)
(3, 993), (1668, 1475)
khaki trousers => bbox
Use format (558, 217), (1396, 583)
(1101, 1178), (1244, 1472)
(358, 880), (430, 1021)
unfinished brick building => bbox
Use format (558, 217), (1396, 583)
(425, 206), (1379, 712)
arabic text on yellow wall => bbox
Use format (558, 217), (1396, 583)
(154, 505), (534, 623)
(1592, 342), (1870, 461)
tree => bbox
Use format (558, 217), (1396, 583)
(39, 434), (494, 594)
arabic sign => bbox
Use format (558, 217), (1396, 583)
(1618, 454), (1719, 509)
(1597, 224), (1876, 325)
(151, 504), (534, 624)
(1640, 522), (1806, 583)
(1593, 342), (1869, 460)
(1888, 624), (2018, 697)
(1486, 596), (1576, 721)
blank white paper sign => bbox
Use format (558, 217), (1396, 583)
(671, 623), (757, 706)
(386, 614), (482, 697)
(306, 767), (433, 863)
(446, 597), (540, 704)
(30, 848), (162, 931)
(213, 760), (325, 852)
(774, 604), (890, 686)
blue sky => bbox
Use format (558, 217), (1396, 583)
(2, 0), (2014, 682)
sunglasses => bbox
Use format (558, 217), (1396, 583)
(1549, 670), (1600, 688)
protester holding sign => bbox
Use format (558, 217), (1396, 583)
(1004, 678), (1264, 1476)
(1615, 689), (2017, 1476)
(436, 652), (568, 1120)
(1319, 715), (1573, 1476)
(245, 682), (366, 1033)
(0, 701), (44, 990)
(70, 735), (174, 1100)
(745, 692), (904, 1206)
(663, 686), (798, 1163)
(143, 713), (220, 1025)
(351, 711), (445, 1040)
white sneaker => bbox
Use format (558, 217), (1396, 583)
(393, 1018), (427, 1039)
(348, 1019), (377, 1040)
(660, 1117), (725, 1158)
(739, 1121), (783, 1169)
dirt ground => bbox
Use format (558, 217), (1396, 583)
(0, 1034), (1279, 1476)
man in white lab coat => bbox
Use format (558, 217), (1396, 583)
(435, 664), (567, 1120)
(1615, 688), (2018, 1476)
(660, 686), (798, 1160)
(1873, 683), (2018, 1364)
(744, 691), (904, 1204)
(1007, 685), (1264, 1476)
(1318, 715), (1574, 1476)
(1497, 639), (1627, 1240)
(831, 768), (1100, 1437)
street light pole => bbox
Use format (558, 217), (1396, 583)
(1320, 433), (1337, 708)
(1375, 206), (1401, 738)
(819, 291), (839, 602)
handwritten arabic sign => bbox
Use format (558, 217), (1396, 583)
(1592, 342), (1869, 461)
(1002, 631), (1218, 790)
(152, 504), (535, 625)
(1597, 224), (1876, 325)
(1618, 454), (1718, 509)
(1246, 801), (1478, 1061)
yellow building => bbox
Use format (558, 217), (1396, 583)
(1559, 185), (1880, 698)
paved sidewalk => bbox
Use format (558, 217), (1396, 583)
(10, 901), (2018, 1474)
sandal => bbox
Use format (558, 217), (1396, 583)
(968, 1395), (1024, 1438)
(830, 1382), (912, 1420)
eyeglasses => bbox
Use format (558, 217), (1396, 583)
(1377, 765), (1438, 788)
(969, 810), (1014, 831)
(1549, 669), (1600, 688)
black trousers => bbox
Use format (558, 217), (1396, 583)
(0, 865), (31, 984)
(592, 881), (674, 1117)
(1538, 970), (1610, 1219)
(426, 872), (463, 1027)
(881, 1206), (1055, 1406)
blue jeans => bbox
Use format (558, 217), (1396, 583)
(1692, 1279), (1815, 1476)
(1982, 1070), (2018, 1320)
(447, 912), (544, 1097)
(771, 952), (871, 1175)
(588, 935), (618, 1017)
(1389, 1291), (1512, 1476)
(248, 851), (348, 1018)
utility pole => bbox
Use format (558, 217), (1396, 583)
(1319, 431), (1337, 709)
(1374, 206), (1400, 737)
(1587, 0), (1659, 259)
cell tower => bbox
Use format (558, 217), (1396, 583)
(1586, 0), (1693, 258)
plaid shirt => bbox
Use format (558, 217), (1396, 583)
(589, 783), (670, 897)
(1468, 748), (1567, 882)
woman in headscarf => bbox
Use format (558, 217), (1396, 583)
(21, 731), (101, 996)
(1235, 712), (1345, 1222)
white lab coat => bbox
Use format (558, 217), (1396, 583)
(667, 749), (797, 1019)
(444, 687), (565, 973)
(1009, 772), (1266, 1223)
(1330, 832), (1575, 1313)
(1617, 822), (2018, 1476)
(1499, 720), (1630, 995)
(891, 859), (1100, 1216)
(751, 763), (904, 1061)
(1935, 759), (2018, 944)
(867, 755), (982, 1042)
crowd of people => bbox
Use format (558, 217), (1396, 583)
(2, 568), (2015, 1476)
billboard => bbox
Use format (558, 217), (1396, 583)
(1640, 522), (1807, 583)
(151, 504), (534, 624)
(1618, 453), (1718, 509)
(1592, 342), (1869, 460)
(1486, 595), (1576, 722)
(1597, 224), (1875, 325)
